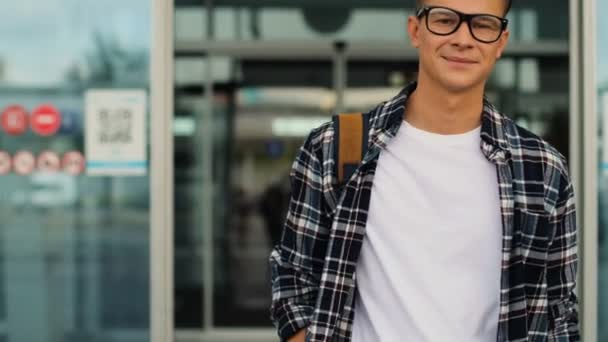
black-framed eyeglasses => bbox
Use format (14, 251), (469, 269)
(416, 6), (509, 44)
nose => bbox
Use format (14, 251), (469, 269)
(451, 20), (475, 47)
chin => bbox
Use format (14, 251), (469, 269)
(437, 77), (483, 93)
(420, 61), (488, 93)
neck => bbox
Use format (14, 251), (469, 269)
(405, 78), (485, 135)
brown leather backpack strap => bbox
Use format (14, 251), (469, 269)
(334, 113), (364, 184)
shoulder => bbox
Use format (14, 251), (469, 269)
(501, 115), (573, 213)
(302, 120), (335, 156)
(502, 116), (569, 178)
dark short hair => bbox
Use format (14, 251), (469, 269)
(415, 0), (512, 15)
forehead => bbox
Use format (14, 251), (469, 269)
(422, 0), (505, 16)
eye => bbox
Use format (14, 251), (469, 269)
(428, 8), (459, 25)
(473, 23), (493, 29)
(438, 18), (456, 24)
(472, 17), (501, 30)
(431, 16), (457, 25)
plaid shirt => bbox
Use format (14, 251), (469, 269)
(269, 83), (579, 342)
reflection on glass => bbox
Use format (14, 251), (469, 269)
(174, 56), (334, 327)
(220, 87), (333, 326)
(0, 1), (150, 341)
(488, 56), (570, 159)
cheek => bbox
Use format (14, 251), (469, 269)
(418, 40), (446, 60)
(480, 58), (500, 78)
(418, 47), (438, 67)
(481, 47), (501, 65)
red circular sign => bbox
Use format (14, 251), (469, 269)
(31, 104), (61, 136)
(37, 151), (61, 173)
(1, 105), (29, 135)
(62, 151), (85, 175)
(13, 151), (35, 175)
(0, 151), (11, 175)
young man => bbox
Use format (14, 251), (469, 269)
(270, 0), (580, 341)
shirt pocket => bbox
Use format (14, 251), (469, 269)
(514, 208), (553, 286)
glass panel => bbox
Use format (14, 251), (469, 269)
(344, 61), (417, 113)
(0, 1), (151, 341)
(173, 56), (333, 328)
(489, 56), (570, 158)
(174, 0), (568, 43)
(597, 1), (608, 340)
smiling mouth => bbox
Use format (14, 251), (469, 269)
(443, 56), (477, 64)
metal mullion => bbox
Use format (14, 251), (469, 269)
(201, 0), (216, 331)
(202, 53), (215, 331)
(151, 0), (175, 341)
(206, 0), (214, 40)
(581, 0), (599, 340)
(569, 0), (583, 327)
(333, 41), (348, 113)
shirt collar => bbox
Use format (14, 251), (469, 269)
(369, 82), (511, 159)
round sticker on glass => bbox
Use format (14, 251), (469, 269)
(0, 151), (12, 174)
(62, 151), (85, 175)
(13, 151), (35, 175)
(31, 104), (61, 136)
(1, 105), (29, 135)
(37, 151), (61, 173)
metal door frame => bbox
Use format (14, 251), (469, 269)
(151, 0), (175, 341)
(579, 0), (599, 341)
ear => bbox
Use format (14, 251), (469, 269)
(408, 15), (421, 48)
(495, 30), (510, 59)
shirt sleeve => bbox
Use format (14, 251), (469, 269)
(547, 172), (580, 341)
(269, 129), (333, 341)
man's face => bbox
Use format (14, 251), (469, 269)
(408, 0), (509, 93)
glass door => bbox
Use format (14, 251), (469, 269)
(173, 52), (335, 339)
(0, 1), (153, 342)
(172, 0), (575, 341)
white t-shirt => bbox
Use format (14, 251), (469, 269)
(351, 120), (502, 342)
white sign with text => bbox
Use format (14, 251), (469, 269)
(85, 89), (147, 176)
